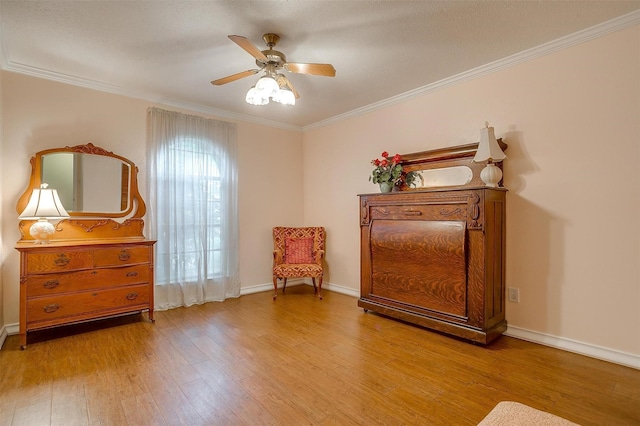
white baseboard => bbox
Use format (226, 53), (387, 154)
(0, 323), (19, 350)
(240, 278), (306, 296)
(316, 281), (360, 298)
(505, 325), (640, 370)
(240, 279), (360, 298)
(0, 326), (7, 350)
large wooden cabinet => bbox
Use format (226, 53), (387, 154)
(16, 239), (155, 349)
(358, 143), (507, 344)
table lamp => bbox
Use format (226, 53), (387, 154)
(18, 183), (70, 244)
(473, 122), (506, 187)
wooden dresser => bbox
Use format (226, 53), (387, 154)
(16, 143), (155, 349)
(16, 239), (155, 349)
(358, 142), (507, 344)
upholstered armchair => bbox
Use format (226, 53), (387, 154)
(272, 226), (326, 300)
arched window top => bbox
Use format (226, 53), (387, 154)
(159, 136), (221, 179)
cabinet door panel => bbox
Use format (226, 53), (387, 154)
(369, 219), (467, 317)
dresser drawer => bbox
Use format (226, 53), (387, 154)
(26, 264), (150, 297)
(368, 203), (468, 221)
(25, 251), (93, 274)
(26, 284), (150, 324)
(93, 246), (150, 267)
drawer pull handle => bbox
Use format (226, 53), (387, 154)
(43, 303), (60, 313)
(43, 280), (60, 289)
(403, 210), (422, 216)
(119, 250), (131, 261)
(126, 271), (138, 277)
(54, 254), (70, 266)
(126, 292), (138, 300)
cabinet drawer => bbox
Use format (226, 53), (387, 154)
(26, 284), (150, 324)
(369, 204), (467, 221)
(26, 251), (93, 274)
(26, 265), (150, 297)
(94, 246), (150, 267)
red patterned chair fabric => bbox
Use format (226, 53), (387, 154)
(272, 226), (326, 300)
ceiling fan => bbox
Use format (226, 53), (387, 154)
(211, 33), (336, 105)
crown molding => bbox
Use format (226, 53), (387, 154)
(304, 9), (640, 131)
(0, 60), (302, 133)
(1, 10), (637, 133)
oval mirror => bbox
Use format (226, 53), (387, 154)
(17, 143), (145, 219)
(416, 166), (473, 188)
(42, 152), (131, 214)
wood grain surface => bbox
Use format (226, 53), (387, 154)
(1, 288), (638, 425)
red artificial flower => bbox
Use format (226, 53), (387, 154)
(380, 159), (388, 167)
(392, 154), (401, 163)
(372, 158), (381, 166)
(381, 151), (389, 158)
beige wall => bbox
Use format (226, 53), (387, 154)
(0, 66), (4, 335)
(1, 72), (303, 327)
(303, 25), (640, 357)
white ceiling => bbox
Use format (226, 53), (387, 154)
(1, 1), (638, 129)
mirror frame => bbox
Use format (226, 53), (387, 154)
(16, 142), (146, 219)
(396, 139), (507, 190)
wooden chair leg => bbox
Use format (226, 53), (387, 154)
(317, 276), (323, 300)
(272, 276), (278, 300)
(282, 278), (288, 294)
(311, 277), (317, 293)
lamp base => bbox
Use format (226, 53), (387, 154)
(480, 163), (503, 188)
(29, 219), (55, 244)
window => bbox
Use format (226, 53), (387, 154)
(147, 108), (239, 309)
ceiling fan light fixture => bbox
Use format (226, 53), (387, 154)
(272, 87), (296, 106)
(246, 86), (269, 105)
(254, 75), (279, 98)
(213, 33), (336, 106)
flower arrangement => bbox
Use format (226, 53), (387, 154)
(370, 151), (403, 186)
(369, 151), (420, 192)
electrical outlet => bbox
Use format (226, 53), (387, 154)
(508, 287), (520, 303)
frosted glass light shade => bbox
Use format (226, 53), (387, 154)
(246, 86), (269, 105)
(272, 87), (295, 106)
(254, 76), (279, 98)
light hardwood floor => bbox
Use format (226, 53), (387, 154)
(1, 286), (639, 425)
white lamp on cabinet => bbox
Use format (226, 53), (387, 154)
(18, 183), (70, 244)
(473, 122), (506, 187)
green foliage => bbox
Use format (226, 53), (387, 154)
(370, 163), (403, 185)
(404, 171), (420, 188)
(369, 151), (414, 188)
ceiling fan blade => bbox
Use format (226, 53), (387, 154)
(211, 69), (259, 86)
(287, 80), (300, 99)
(228, 35), (267, 61)
(284, 62), (336, 77)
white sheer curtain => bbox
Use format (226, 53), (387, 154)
(147, 107), (239, 309)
